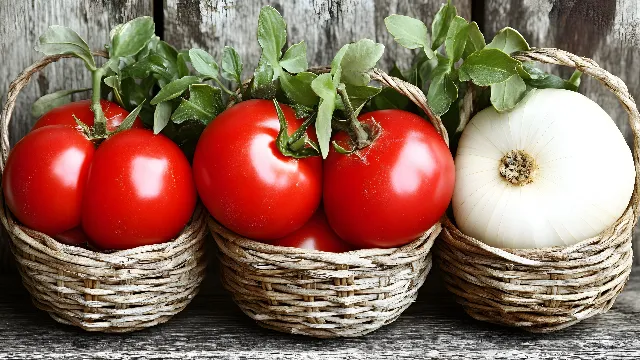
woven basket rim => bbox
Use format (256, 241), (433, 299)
(442, 47), (640, 262)
(209, 215), (439, 262)
(0, 52), (205, 261)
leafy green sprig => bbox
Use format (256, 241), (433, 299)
(250, 6), (385, 158)
(32, 17), (245, 158)
(384, 0), (582, 123)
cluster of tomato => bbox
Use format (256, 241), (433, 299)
(3, 100), (196, 250)
(3, 91), (454, 252)
(193, 99), (455, 252)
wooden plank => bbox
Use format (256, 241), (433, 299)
(0, 0), (153, 271)
(164, 0), (471, 78)
(0, 268), (638, 359)
(483, 0), (640, 264)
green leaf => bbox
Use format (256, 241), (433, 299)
(189, 48), (219, 79)
(221, 46), (243, 84)
(330, 44), (350, 87)
(156, 41), (179, 64)
(103, 75), (124, 106)
(339, 39), (385, 86)
(486, 27), (530, 54)
(384, 15), (435, 59)
(251, 55), (277, 99)
(427, 67), (458, 116)
(459, 48), (521, 86)
(445, 16), (469, 64)
(372, 87), (410, 110)
(311, 73), (336, 159)
(341, 84), (381, 115)
(150, 76), (200, 105)
(490, 74), (528, 112)
(110, 17), (155, 58)
(389, 64), (405, 80)
(257, 5), (286, 77)
(114, 101), (144, 133)
(177, 52), (190, 78)
(121, 54), (172, 80)
(280, 72), (319, 107)
(35, 25), (95, 70)
(31, 88), (90, 118)
(280, 41), (308, 73)
(431, 0), (457, 50)
(291, 104), (314, 118)
(463, 21), (486, 58)
(153, 101), (172, 134)
(171, 84), (224, 124)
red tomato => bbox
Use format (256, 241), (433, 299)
(32, 99), (144, 132)
(2, 126), (94, 235)
(81, 129), (197, 250)
(323, 110), (455, 248)
(269, 209), (353, 252)
(55, 227), (90, 247)
(193, 99), (322, 240)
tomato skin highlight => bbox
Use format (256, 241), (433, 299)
(268, 209), (353, 252)
(193, 99), (322, 240)
(81, 129), (197, 250)
(323, 110), (455, 249)
(2, 126), (94, 236)
(32, 99), (144, 132)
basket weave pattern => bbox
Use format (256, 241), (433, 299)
(209, 69), (446, 338)
(437, 48), (638, 332)
(0, 54), (208, 332)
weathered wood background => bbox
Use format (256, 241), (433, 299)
(1, 0), (640, 272)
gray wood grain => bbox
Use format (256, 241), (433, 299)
(0, 0), (153, 272)
(483, 0), (640, 264)
(164, 0), (471, 79)
(0, 269), (638, 359)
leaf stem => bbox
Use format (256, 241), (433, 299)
(337, 84), (370, 148)
(211, 77), (235, 96)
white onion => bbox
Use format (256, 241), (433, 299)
(452, 88), (636, 249)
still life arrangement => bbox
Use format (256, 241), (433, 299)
(0, 1), (636, 338)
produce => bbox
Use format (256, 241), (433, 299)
(324, 110), (455, 248)
(32, 99), (143, 132)
(269, 208), (352, 252)
(3, 17), (201, 250)
(453, 89), (636, 248)
(193, 100), (322, 240)
(82, 129), (196, 250)
(2, 126), (94, 236)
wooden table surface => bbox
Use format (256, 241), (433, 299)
(1, 268), (638, 359)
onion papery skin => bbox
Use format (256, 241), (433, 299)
(452, 88), (635, 249)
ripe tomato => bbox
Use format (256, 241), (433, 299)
(81, 129), (197, 250)
(193, 99), (322, 240)
(32, 99), (143, 132)
(2, 126), (94, 235)
(268, 208), (353, 252)
(55, 227), (90, 247)
(323, 110), (455, 248)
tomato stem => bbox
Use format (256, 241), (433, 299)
(337, 84), (370, 148)
(91, 67), (108, 137)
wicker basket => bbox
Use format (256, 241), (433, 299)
(0, 54), (208, 333)
(437, 48), (638, 333)
(209, 68), (448, 338)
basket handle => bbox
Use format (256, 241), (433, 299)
(0, 52), (108, 173)
(370, 68), (449, 146)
